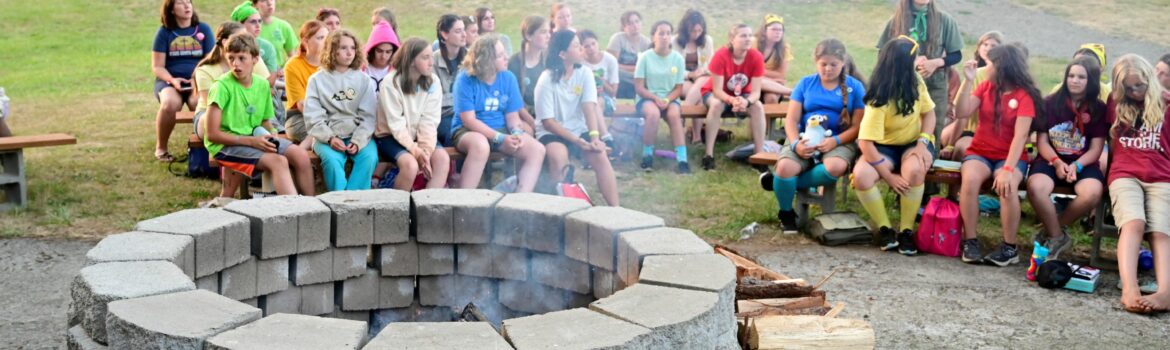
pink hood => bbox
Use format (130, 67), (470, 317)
(365, 20), (401, 55)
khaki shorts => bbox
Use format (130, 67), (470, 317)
(284, 109), (307, 143)
(1109, 178), (1170, 235)
(778, 142), (858, 173)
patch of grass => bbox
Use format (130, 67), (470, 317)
(1009, 0), (1170, 47)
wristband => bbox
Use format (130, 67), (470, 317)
(510, 129), (525, 136)
(1074, 161), (1084, 174)
(1048, 155), (1060, 165)
(493, 132), (505, 144)
(832, 135), (841, 145)
(918, 132), (936, 145)
(1002, 165), (1015, 173)
(790, 143), (798, 152)
(868, 158), (886, 167)
(588, 130), (600, 137)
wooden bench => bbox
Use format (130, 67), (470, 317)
(612, 102), (788, 120)
(176, 111), (195, 124)
(0, 133), (78, 210)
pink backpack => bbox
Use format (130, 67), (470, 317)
(917, 197), (963, 257)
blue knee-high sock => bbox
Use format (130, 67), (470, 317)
(675, 145), (688, 163)
(797, 163), (838, 189)
(773, 175), (797, 211)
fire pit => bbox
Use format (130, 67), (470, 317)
(65, 189), (737, 349)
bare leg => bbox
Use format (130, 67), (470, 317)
(1118, 220), (1149, 312)
(155, 88), (183, 158)
(748, 103), (766, 153)
(394, 153), (420, 190)
(586, 149), (619, 206)
(456, 133), (491, 189)
(544, 142), (570, 184)
(1139, 232), (1170, 311)
(703, 96), (725, 157)
(283, 146), (315, 196)
(256, 153), (295, 195)
(1026, 174), (1062, 238)
(502, 134), (545, 193)
(959, 160), (992, 239)
(998, 166), (1024, 245)
(428, 150), (451, 189)
(1059, 179), (1103, 226)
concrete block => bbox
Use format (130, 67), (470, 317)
(292, 248), (333, 286)
(364, 322), (511, 349)
(589, 284), (726, 349)
(70, 261), (195, 344)
(338, 268), (379, 311)
(67, 325), (107, 350)
(195, 273), (219, 293)
(379, 276), (415, 309)
(374, 239), (418, 277)
(224, 196), (331, 258)
(85, 231), (196, 279)
(418, 275), (495, 308)
(493, 193), (590, 253)
(502, 308), (655, 350)
(566, 291), (594, 309)
(205, 313), (367, 350)
(239, 298), (258, 308)
(260, 286), (300, 316)
(592, 267), (614, 299)
(412, 189), (502, 244)
(136, 208), (251, 277)
(638, 254), (736, 309)
(255, 256), (290, 295)
(332, 245), (368, 281)
(105, 290), (261, 349)
(327, 309), (371, 323)
(456, 244), (528, 281)
(616, 227), (712, 287)
(531, 252), (591, 294)
(301, 282), (335, 315)
(317, 189), (411, 246)
(220, 257), (258, 300)
(563, 207), (665, 270)
(370, 302), (454, 333)
(498, 280), (565, 314)
(417, 244), (454, 276)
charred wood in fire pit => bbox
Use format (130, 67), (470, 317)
(459, 302), (500, 334)
(735, 277), (818, 300)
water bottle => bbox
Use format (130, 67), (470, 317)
(492, 175), (518, 193)
(739, 222), (759, 240)
(1139, 249), (1154, 271)
(0, 87), (9, 119)
(1027, 241), (1049, 282)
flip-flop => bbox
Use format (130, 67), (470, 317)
(155, 151), (175, 162)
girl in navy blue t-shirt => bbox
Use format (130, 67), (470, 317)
(151, 0), (214, 162)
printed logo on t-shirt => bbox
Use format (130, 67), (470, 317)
(271, 29), (283, 42)
(592, 69), (606, 88)
(670, 66), (679, 75)
(1048, 121), (1085, 156)
(728, 73), (749, 96)
(1118, 121), (1164, 151)
(331, 88), (357, 102)
(573, 85), (583, 96)
(485, 97), (501, 112)
(169, 35), (205, 57)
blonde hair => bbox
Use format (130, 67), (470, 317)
(974, 31), (1004, 67)
(463, 34), (502, 81)
(1111, 54), (1166, 136)
(321, 29), (365, 71)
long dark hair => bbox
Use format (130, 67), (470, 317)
(436, 14), (466, 73)
(517, 16), (548, 88)
(1050, 57), (1104, 126)
(392, 38), (434, 95)
(545, 30), (580, 82)
(865, 37), (919, 117)
(987, 44), (1044, 131)
(888, 0), (941, 56)
(675, 9), (707, 48)
(160, 0), (201, 30)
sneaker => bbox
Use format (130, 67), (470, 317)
(677, 162), (692, 174)
(1044, 232), (1073, 260)
(897, 229), (918, 256)
(759, 172), (774, 191)
(641, 155), (653, 171)
(778, 210), (799, 234)
(961, 239), (983, 264)
(984, 243), (1020, 267)
(878, 227), (898, 251)
(702, 155), (716, 170)
(1116, 277), (1160, 294)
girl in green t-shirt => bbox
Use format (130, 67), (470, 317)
(634, 21), (689, 173)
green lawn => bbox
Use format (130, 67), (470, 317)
(0, 0), (1106, 253)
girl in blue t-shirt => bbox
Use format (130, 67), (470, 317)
(767, 39), (866, 234)
(151, 0), (214, 162)
(450, 35), (546, 192)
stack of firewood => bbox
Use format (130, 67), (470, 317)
(715, 246), (875, 350)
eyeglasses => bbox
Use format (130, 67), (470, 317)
(896, 35), (919, 56)
(1125, 83), (1149, 94)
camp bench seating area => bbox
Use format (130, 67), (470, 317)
(611, 101), (788, 120)
(0, 133), (78, 210)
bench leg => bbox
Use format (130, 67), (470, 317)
(0, 150), (27, 211)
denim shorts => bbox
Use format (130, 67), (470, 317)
(962, 153), (1028, 174)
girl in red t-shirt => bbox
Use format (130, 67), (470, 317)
(953, 44), (1043, 267)
(697, 24), (766, 170)
(1107, 54), (1170, 314)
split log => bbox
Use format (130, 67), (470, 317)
(750, 315), (875, 350)
(824, 302), (846, 318)
(736, 295), (827, 317)
(715, 245), (801, 283)
(736, 277), (819, 300)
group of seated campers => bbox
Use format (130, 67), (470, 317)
(150, 0), (1170, 314)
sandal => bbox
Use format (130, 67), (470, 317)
(155, 151), (175, 162)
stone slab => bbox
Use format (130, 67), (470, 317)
(417, 244), (454, 276)
(67, 325), (107, 350)
(136, 208), (251, 278)
(369, 302), (454, 336)
(418, 275), (495, 308)
(502, 308), (656, 350)
(498, 280), (566, 314)
(220, 257), (258, 300)
(563, 207), (665, 270)
(205, 313), (367, 350)
(224, 196), (331, 258)
(531, 252), (591, 294)
(85, 231), (196, 279)
(589, 284), (727, 349)
(638, 254), (736, 308)
(374, 239), (418, 277)
(256, 256), (291, 295)
(292, 248), (333, 286)
(105, 290), (261, 349)
(412, 189), (502, 244)
(364, 322), (511, 349)
(456, 244), (528, 281)
(301, 282), (335, 315)
(332, 245), (368, 281)
(616, 227), (712, 287)
(493, 193), (590, 253)
(70, 261), (195, 344)
(317, 189), (411, 246)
